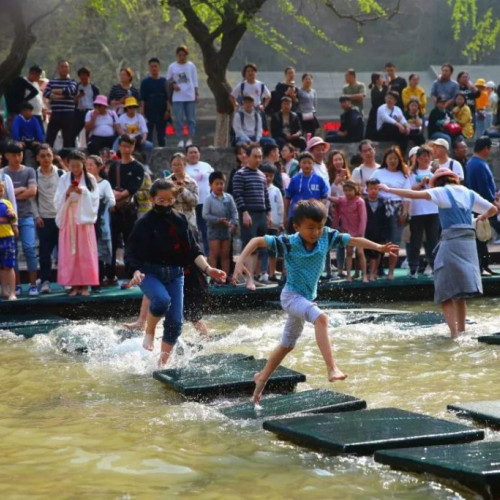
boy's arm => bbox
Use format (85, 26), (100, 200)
(201, 196), (219, 223)
(349, 236), (399, 256)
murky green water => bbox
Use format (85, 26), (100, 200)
(1, 299), (499, 499)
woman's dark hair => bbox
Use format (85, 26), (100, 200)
(118, 134), (135, 146)
(368, 72), (381, 90)
(150, 179), (177, 197)
(87, 154), (103, 168)
(242, 63), (257, 77)
(342, 180), (361, 196)
(454, 91), (467, 105)
(433, 175), (460, 187)
(326, 149), (351, 185)
(301, 73), (313, 82)
(408, 73), (419, 83)
(120, 67), (134, 81)
(293, 199), (327, 225)
(171, 152), (186, 164)
(380, 146), (409, 177)
(209, 171), (225, 184)
(68, 150), (94, 191)
(234, 143), (247, 166)
(411, 146), (432, 173)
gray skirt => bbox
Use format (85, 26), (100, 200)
(433, 226), (482, 304)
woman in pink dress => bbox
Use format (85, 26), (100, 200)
(54, 150), (99, 296)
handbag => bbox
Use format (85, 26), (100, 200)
(114, 163), (137, 214)
(475, 218), (492, 242)
(443, 121), (462, 135)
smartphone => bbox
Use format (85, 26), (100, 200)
(71, 180), (79, 187)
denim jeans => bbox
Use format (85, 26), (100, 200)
(16, 216), (38, 272)
(172, 100), (196, 140)
(195, 204), (209, 255)
(140, 264), (184, 345)
(37, 217), (59, 282)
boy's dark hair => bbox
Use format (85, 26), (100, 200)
(262, 142), (279, 157)
(474, 136), (492, 152)
(150, 178), (177, 197)
(293, 199), (327, 225)
(36, 143), (52, 155)
(209, 171), (225, 184)
(29, 65), (42, 74)
(350, 153), (362, 168)
(358, 139), (374, 152)
(259, 163), (276, 175)
(346, 68), (356, 76)
(339, 95), (351, 103)
(184, 144), (200, 154)
(365, 178), (380, 187)
(58, 147), (72, 159)
(67, 150), (86, 162)
(118, 134), (135, 146)
(441, 62), (454, 73)
(242, 63), (257, 77)
(176, 45), (189, 55)
(297, 151), (314, 163)
(77, 67), (90, 76)
(386, 90), (399, 101)
(20, 101), (34, 111)
(385, 62), (395, 69)
(148, 57), (160, 65)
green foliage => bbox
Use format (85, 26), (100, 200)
(462, 8), (500, 62)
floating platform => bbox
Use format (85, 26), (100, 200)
(374, 442), (500, 499)
(262, 407), (484, 455)
(220, 389), (366, 420)
(448, 400), (500, 427)
(477, 333), (500, 345)
(153, 353), (306, 400)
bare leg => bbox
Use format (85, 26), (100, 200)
(159, 340), (174, 366)
(314, 313), (348, 382)
(357, 249), (368, 283)
(68, 286), (78, 297)
(5, 268), (16, 300)
(0, 268), (7, 297)
(81, 286), (89, 296)
(244, 252), (258, 291)
(192, 319), (209, 337)
(143, 311), (162, 351)
(269, 256), (277, 278)
(441, 299), (458, 339)
(208, 240), (220, 270)
(220, 240), (231, 278)
(454, 299), (467, 334)
(253, 345), (293, 403)
(123, 295), (149, 330)
(387, 252), (398, 280)
(345, 247), (353, 282)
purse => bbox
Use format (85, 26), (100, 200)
(475, 218), (492, 242)
(114, 163), (137, 213)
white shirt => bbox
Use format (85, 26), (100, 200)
(85, 110), (118, 137)
(428, 185), (492, 219)
(76, 83), (95, 110)
(369, 169), (411, 200)
(376, 104), (407, 130)
(232, 109), (262, 141)
(268, 184), (284, 229)
(409, 170), (438, 216)
(351, 163), (380, 189)
(230, 80), (271, 107)
(118, 113), (148, 136)
(97, 178), (116, 208)
(436, 158), (464, 180)
(185, 161), (214, 204)
(25, 79), (44, 116)
(166, 61), (198, 102)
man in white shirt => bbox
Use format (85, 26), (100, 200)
(25, 65), (45, 129)
(232, 95), (262, 145)
(429, 137), (464, 179)
(166, 45), (199, 148)
(352, 139), (380, 189)
(376, 90), (410, 151)
(230, 63), (271, 112)
(185, 144), (214, 254)
(305, 136), (330, 189)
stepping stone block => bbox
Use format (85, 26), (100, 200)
(220, 389), (366, 420)
(478, 333), (500, 345)
(374, 442), (500, 499)
(263, 407), (484, 455)
(265, 300), (359, 309)
(0, 314), (66, 337)
(153, 353), (306, 400)
(448, 400), (500, 427)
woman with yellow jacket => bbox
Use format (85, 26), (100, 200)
(402, 74), (427, 115)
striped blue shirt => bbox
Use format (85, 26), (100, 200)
(43, 78), (78, 113)
(232, 166), (270, 213)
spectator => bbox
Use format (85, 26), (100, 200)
(281, 143), (299, 178)
(185, 144), (214, 254)
(474, 78), (489, 138)
(74, 67), (100, 144)
(4, 69), (39, 125)
(457, 71), (480, 119)
(430, 62), (459, 108)
(484, 81), (498, 134)
(54, 150), (99, 296)
(85, 95), (121, 155)
(452, 139), (469, 173)
(452, 92), (474, 139)
(352, 139), (380, 190)
(402, 73), (427, 115)
(270, 96), (306, 150)
(1, 142), (38, 295)
(365, 73), (386, 140)
(404, 98), (425, 146)
(0, 179), (18, 300)
(11, 102), (44, 158)
(226, 144), (248, 196)
(427, 96), (455, 147)
(106, 134), (145, 283)
(326, 95), (364, 143)
(140, 58), (169, 147)
(165, 152), (199, 227)
(305, 136), (330, 188)
(342, 69), (366, 115)
(297, 73), (318, 137)
(33, 144), (63, 294)
(166, 45), (199, 148)
(260, 142), (284, 194)
(109, 67), (139, 116)
(232, 95), (263, 146)
(0, 152), (17, 213)
(116, 97), (152, 154)
(24, 65), (46, 128)
(429, 137), (464, 179)
(269, 66), (299, 114)
(376, 91), (410, 151)
(43, 60), (78, 148)
(384, 62), (407, 109)
(230, 63), (271, 112)
(327, 149), (351, 198)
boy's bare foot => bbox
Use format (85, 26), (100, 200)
(362, 277), (369, 283)
(253, 371), (268, 404)
(81, 287), (89, 296)
(123, 320), (146, 331)
(245, 277), (257, 291)
(158, 351), (170, 367)
(346, 276), (353, 282)
(7, 294), (17, 301)
(68, 287), (78, 297)
(387, 271), (394, 280)
(328, 367), (348, 381)
(142, 332), (155, 351)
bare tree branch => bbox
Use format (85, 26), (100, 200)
(27, 0), (67, 30)
(322, 0), (401, 24)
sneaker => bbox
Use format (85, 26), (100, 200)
(423, 265), (433, 276)
(401, 258), (409, 269)
(185, 138), (192, 147)
(268, 275), (280, 283)
(40, 281), (51, 294)
(102, 276), (119, 287)
(257, 272), (269, 284)
(409, 272), (418, 279)
(15, 285), (22, 296)
(28, 285), (40, 296)
(177, 140), (184, 148)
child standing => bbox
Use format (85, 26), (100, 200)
(234, 199), (398, 403)
(54, 150), (100, 296)
(364, 179), (391, 281)
(202, 171), (238, 281)
(333, 180), (368, 282)
(0, 181), (18, 300)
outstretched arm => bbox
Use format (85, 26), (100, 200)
(379, 184), (431, 200)
(349, 237), (399, 257)
(233, 237), (267, 281)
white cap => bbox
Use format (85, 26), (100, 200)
(429, 138), (449, 150)
(486, 80), (496, 89)
(408, 146), (420, 158)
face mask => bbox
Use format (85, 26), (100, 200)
(153, 204), (172, 215)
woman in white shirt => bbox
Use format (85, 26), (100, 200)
(85, 95), (122, 155)
(376, 91), (410, 152)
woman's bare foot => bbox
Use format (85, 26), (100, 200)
(123, 320), (146, 331)
(253, 371), (268, 404)
(158, 351), (170, 367)
(387, 270), (394, 281)
(245, 277), (257, 291)
(346, 276), (353, 282)
(68, 287), (78, 297)
(328, 367), (348, 381)
(362, 277), (369, 283)
(81, 287), (89, 296)
(7, 294), (17, 301)
(142, 332), (155, 351)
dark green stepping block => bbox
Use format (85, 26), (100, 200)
(478, 333), (500, 345)
(220, 389), (366, 420)
(153, 353), (305, 399)
(263, 407), (484, 455)
(374, 442), (500, 499)
(265, 300), (359, 309)
(448, 400), (500, 427)
(0, 314), (67, 337)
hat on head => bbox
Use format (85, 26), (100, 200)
(408, 146), (420, 158)
(429, 137), (449, 150)
(124, 97), (139, 108)
(4, 142), (24, 154)
(93, 95), (109, 107)
(242, 94), (255, 102)
(475, 78), (486, 87)
(306, 136), (330, 153)
(429, 167), (459, 187)
(436, 95), (447, 103)
(281, 96), (292, 103)
(486, 80), (496, 89)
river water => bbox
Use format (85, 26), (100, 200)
(1, 299), (499, 499)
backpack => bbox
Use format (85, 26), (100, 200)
(238, 81), (268, 131)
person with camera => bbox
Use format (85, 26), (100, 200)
(105, 134), (144, 284)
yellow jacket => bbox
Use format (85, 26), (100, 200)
(452, 105), (474, 139)
(402, 86), (427, 115)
